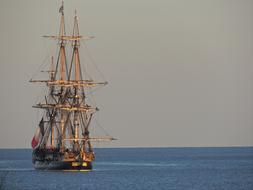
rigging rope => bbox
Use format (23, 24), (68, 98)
(30, 39), (56, 80)
(94, 113), (110, 137)
(81, 41), (107, 82)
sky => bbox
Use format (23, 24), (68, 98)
(0, 0), (253, 148)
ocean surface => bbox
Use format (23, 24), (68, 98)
(0, 147), (253, 190)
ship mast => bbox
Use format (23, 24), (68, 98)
(59, 1), (67, 81)
(50, 56), (55, 148)
(67, 9), (96, 155)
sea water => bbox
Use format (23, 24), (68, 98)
(0, 147), (253, 190)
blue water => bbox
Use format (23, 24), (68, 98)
(0, 147), (253, 190)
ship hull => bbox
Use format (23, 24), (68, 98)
(34, 160), (92, 171)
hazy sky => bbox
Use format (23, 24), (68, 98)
(0, 0), (253, 148)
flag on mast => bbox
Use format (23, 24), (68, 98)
(31, 118), (44, 149)
(59, 4), (64, 14)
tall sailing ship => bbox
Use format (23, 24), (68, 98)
(30, 2), (114, 170)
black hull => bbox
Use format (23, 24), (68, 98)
(34, 160), (92, 171)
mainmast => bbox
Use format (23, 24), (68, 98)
(57, 1), (68, 81)
(69, 9), (92, 154)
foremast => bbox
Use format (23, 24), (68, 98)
(30, 2), (112, 163)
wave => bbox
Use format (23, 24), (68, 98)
(96, 161), (179, 167)
(0, 168), (34, 172)
(0, 160), (33, 172)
